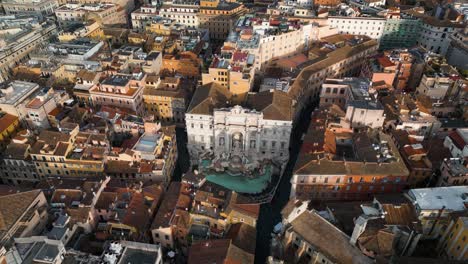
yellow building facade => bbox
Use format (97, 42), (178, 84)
(437, 216), (468, 260)
(0, 113), (20, 150)
(201, 55), (254, 104)
(143, 77), (187, 124)
(199, 0), (247, 40)
(162, 52), (201, 78)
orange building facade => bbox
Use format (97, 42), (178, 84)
(162, 52), (201, 78)
(290, 107), (410, 201)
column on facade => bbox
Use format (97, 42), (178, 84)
(244, 127), (249, 153)
(256, 128), (261, 153)
(225, 128), (231, 154)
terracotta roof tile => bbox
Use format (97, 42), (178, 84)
(245, 89), (294, 121)
(151, 182), (181, 229)
(0, 113), (18, 133)
(449, 131), (467, 150)
(122, 192), (150, 231)
(0, 190), (42, 242)
(188, 239), (231, 264)
(289, 211), (372, 264)
(187, 82), (231, 115)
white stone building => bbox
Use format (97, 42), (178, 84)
(320, 78), (385, 129)
(131, 6), (159, 32)
(417, 18), (465, 56)
(159, 0), (199, 28)
(0, 20), (57, 83)
(328, 16), (386, 39)
(361, 0), (386, 7)
(225, 15), (315, 70)
(405, 186), (468, 238)
(23, 88), (61, 130)
(416, 72), (455, 100)
(446, 28), (468, 70)
(444, 128), (468, 158)
(55, 3), (127, 26)
(395, 111), (441, 140)
(0, 81), (40, 121)
(186, 83), (294, 166)
(1, 0), (58, 20)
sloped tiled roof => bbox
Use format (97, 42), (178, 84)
(4, 143), (30, 160)
(226, 223), (256, 255)
(0, 190), (42, 241)
(0, 113), (18, 133)
(187, 82), (231, 115)
(449, 130), (467, 150)
(188, 239), (231, 264)
(358, 228), (395, 258)
(122, 192), (150, 231)
(289, 210), (372, 264)
(246, 90), (294, 121)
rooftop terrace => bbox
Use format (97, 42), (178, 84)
(133, 133), (161, 153)
(0, 81), (39, 106)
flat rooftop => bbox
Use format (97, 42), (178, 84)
(34, 243), (60, 263)
(133, 133), (161, 153)
(407, 186), (468, 211)
(0, 81), (39, 106)
(444, 158), (468, 176)
(118, 247), (159, 264)
(102, 75), (131, 87)
(56, 3), (117, 12)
